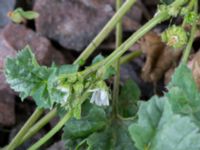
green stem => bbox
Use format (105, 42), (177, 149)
(112, 0), (123, 117)
(28, 90), (92, 150)
(28, 110), (73, 150)
(182, 0), (196, 27)
(7, 1), (187, 149)
(119, 50), (142, 65)
(81, 10), (170, 76)
(8, 2), (136, 147)
(75, 139), (87, 150)
(6, 108), (43, 150)
(16, 108), (57, 147)
(182, 0), (198, 63)
(74, 0), (136, 65)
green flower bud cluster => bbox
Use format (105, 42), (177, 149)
(54, 71), (110, 118)
(161, 25), (188, 49)
(184, 11), (199, 25)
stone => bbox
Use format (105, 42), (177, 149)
(47, 141), (65, 150)
(2, 23), (66, 66)
(34, 0), (113, 51)
(0, 23), (67, 126)
(0, 29), (16, 70)
(0, 30), (16, 126)
(0, 85), (15, 126)
(0, 30), (16, 92)
(0, 0), (15, 28)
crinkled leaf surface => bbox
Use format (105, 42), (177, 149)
(62, 106), (107, 140)
(129, 96), (200, 150)
(87, 120), (136, 150)
(119, 79), (140, 117)
(167, 63), (198, 101)
(5, 46), (78, 108)
(167, 63), (200, 115)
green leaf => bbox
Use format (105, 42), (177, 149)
(62, 106), (107, 140)
(8, 8), (39, 24)
(58, 64), (79, 75)
(92, 54), (115, 79)
(167, 63), (198, 100)
(5, 46), (56, 108)
(87, 127), (113, 150)
(166, 87), (193, 114)
(87, 120), (136, 150)
(5, 45), (40, 99)
(5, 46), (79, 109)
(92, 54), (104, 65)
(20, 10), (39, 20)
(102, 66), (116, 80)
(119, 79), (140, 117)
(129, 96), (200, 150)
(167, 63), (200, 114)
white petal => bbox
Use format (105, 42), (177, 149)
(89, 89), (109, 106)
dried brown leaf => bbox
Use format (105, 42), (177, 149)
(140, 31), (181, 83)
(188, 51), (200, 90)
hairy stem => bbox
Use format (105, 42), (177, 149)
(182, 0), (198, 63)
(6, 108), (43, 150)
(28, 111), (73, 150)
(112, 0), (123, 117)
(81, 10), (170, 76)
(8, 0), (188, 149)
(120, 50), (142, 65)
(16, 108), (57, 147)
(8, 2), (137, 148)
(74, 0), (136, 65)
(28, 91), (92, 150)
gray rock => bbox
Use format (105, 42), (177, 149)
(0, 85), (15, 126)
(0, 30), (16, 126)
(2, 23), (66, 66)
(0, 30), (16, 92)
(34, 0), (113, 51)
(0, 29), (16, 70)
(0, 0), (15, 28)
(47, 141), (65, 150)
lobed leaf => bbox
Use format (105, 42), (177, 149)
(5, 46), (79, 109)
(167, 63), (200, 115)
(129, 97), (200, 150)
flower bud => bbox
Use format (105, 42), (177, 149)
(161, 25), (188, 49)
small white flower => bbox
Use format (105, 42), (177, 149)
(89, 88), (109, 106)
(57, 86), (70, 103)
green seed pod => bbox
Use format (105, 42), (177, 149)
(161, 25), (188, 49)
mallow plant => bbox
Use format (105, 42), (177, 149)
(2, 0), (200, 149)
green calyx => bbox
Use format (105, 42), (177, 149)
(161, 25), (188, 49)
